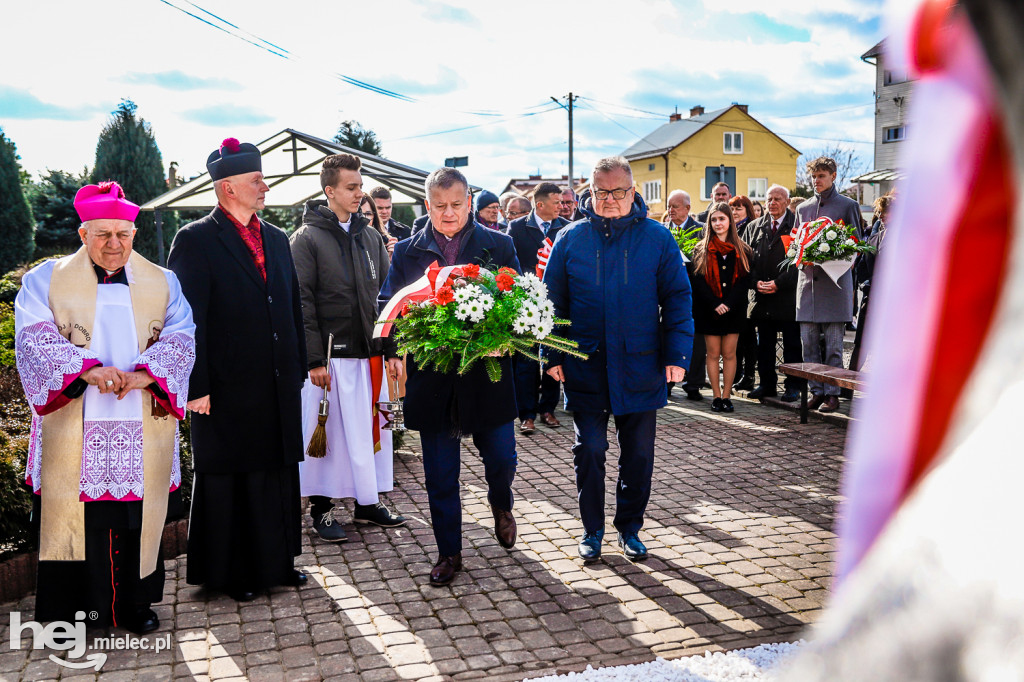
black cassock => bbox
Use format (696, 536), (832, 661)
(168, 208), (307, 595)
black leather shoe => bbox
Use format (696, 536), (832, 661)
(492, 506), (517, 549)
(711, 398), (723, 412)
(578, 530), (604, 562)
(685, 389), (704, 401)
(748, 386), (777, 400)
(733, 375), (755, 391)
(617, 532), (648, 561)
(429, 554), (462, 586)
(780, 388), (801, 403)
(284, 570), (308, 587)
(231, 589), (257, 602)
(124, 608), (159, 635)
(721, 398), (734, 413)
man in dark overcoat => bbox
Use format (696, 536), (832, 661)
(506, 182), (569, 433)
(378, 167), (522, 587)
(544, 157), (693, 564)
(746, 184), (802, 402)
(167, 138), (308, 601)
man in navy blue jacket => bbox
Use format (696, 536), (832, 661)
(544, 157), (694, 563)
(378, 168), (522, 587)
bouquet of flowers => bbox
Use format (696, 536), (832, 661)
(669, 225), (702, 261)
(375, 261), (587, 382)
(784, 217), (876, 284)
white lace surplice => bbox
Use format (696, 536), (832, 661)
(15, 259), (196, 501)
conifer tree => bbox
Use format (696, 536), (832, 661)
(0, 129), (36, 274)
(92, 99), (173, 262)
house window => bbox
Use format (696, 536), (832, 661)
(723, 132), (743, 154)
(648, 163), (656, 171)
(883, 69), (907, 86)
(700, 178), (709, 202)
(883, 125), (906, 143)
(643, 180), (662, 204)
(748, 178), (767, 201)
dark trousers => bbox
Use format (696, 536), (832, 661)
(755, 320), (802, 391)
(514, 355), (560, 420)
(420, 422), (517, 556)
(735, 321), (758, 380)
(681, 332), (707, 392)
(309, 495), (334, 517)
(572, 409), (656, 536)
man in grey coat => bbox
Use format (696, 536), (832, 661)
(794, 156), (863, 413)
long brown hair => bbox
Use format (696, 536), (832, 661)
(359, 195), (389, 240)
(692, 202), (752, 275)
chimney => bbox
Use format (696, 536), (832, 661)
(529, 174), (541, 180)
(669, 112), (682, 122)
(735, 103), (749, 114)
(689, 105), (704, 117)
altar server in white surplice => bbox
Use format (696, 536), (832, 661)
(289, 154), (406, 543)
(14, 181), (195, 634)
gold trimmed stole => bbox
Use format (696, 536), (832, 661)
(41, 246), (177, 578)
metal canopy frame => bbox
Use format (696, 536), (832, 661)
(140, 128), (443, 211)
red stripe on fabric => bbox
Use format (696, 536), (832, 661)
(370, 356), (384, 453)
(902, 119), (1015, 496)
(109, 529), (118, 628)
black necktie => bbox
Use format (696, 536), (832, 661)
(772, 220), (779, 237)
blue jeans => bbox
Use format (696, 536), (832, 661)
(571, 409), (656, 535)
(513, 355), (560, 421)
(419, 422), (517, 556)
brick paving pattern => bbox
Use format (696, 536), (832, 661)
(1, 392), (845, 681)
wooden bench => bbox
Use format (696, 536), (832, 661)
(778, 362), (866, 423)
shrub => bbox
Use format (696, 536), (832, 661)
(0, 364), (33, 558)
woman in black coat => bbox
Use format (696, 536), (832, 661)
(691, 202), (753, 412)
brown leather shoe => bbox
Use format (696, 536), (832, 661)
(819, 396), (840, 413)
(429, 554), (462, 586)
(807, 394), (826, 411)
(492, 506), (517, 549)
(519, 419), (535, 435)
(539, 412), (561, 427)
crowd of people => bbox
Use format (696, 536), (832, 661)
(12, 137), (888, 635)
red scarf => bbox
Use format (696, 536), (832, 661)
(704, 237), (747, 298)
(219, 205), (266, 280)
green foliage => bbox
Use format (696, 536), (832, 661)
(0, 365), (33, 556)
(391, 204), (416, 228)
(0, 304), (14, 367)
(27, 168), (89, 256)
(669, 226), (701, 258)
(334, 120), (383, 156)
(91, 99), (173, 263)
(262, 206), (302, 235)
(0, 129), (36, 274)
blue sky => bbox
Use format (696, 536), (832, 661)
(1, 0), (886, 196)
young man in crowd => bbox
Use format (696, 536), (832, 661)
(794, 157), (863, 413)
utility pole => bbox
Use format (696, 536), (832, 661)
(551, 93), (578, 191)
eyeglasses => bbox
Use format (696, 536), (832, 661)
(593, 187), (632, 201)
(506, 210), (529, 218)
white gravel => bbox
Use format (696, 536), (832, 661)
(525, 641), (804, 682)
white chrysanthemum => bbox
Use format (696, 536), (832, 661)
(476, 293), (495, 311)
(825, 230), (838, 240)
(538, 299), (555, 316)
(455, 302), (473, 321)
(535, 320), (554, 339)
(512, 319), (529, 334)
(520, 302), (541, 322)
(518, 273), (543, 290)
(454, 288), (473, 303)
(818, 243), (831, 253)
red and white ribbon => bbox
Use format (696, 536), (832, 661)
(374, 261), (464, 339)
(535, 237), (554, 278)
(789, 217), (833, 266)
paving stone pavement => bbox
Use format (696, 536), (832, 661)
(0, 392), (845, 681)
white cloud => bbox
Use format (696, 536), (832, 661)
(1, 0), (883, 195)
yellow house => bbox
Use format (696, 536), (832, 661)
(622, 105), (800, 220)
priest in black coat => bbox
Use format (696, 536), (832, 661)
(378, 167), (522, 587)
(167, 138), (308, 601)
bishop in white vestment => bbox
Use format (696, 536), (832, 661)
(14, 182), (195, 634)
